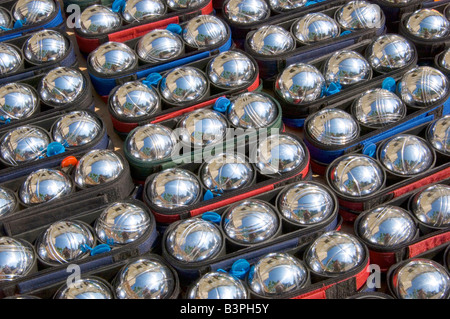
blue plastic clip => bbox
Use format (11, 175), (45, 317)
(247, 265), (255, 282)
(324, 82), (342, 96)
(203, 190), (215, 201)
(111, 0), (126, 12)
(47, 142), (65, 157)
(382, 77), (396, 93)
(0, 116), (10, 125)
(81, 244), (111, 256)
(362, 143), (377, 158)
(202, 211), (221, 224)
(0, 26), (11, 31)
(166, 23), (182, 35)
(142, 73), (162, 87)
(14, 18), (26, 29)
(213, 97), (231, 113)
(340, 31), (352, 37)
(230, 259), (251, 280)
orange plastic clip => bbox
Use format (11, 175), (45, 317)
(61, 156), (78, 168)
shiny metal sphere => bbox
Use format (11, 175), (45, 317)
(122, 0), (166, 23)
(323, 50), (372, 87)
(160, 66), (208, 103)
(0, 83), (38, 124)
(399, 66), (448, 108)
(166, 218), (222, 262)
(336, 0), (383, 30)
(379, 134), (433, 175)
(0, 125), (50, 166)
(115, 258), (175, 299)
(405, 9), (450, 40)
(149, 168), (200, 209)
(39, 67), (85, 105)
(0, 237), (35, 281)
(411, 184), (450, 228)
(248, 252), (308, 296)
(207, 51), (255, 88)
(0, 43), (21, 75)
(305, 231), (365, 275)
(52, 111), (101, 148)
(328, 154), (384, 197)
(392, 259), (450, 299)
(36, 220), (95, 264)
(74, 149), (124, 188)
(275, 63), (325, 105)
(78, 4), (121, 35)
(54, 277), (114, 299)
(0, 187), (16, 218)
(306, 108), (359, 145)
(248, 25), (295, 56)
(136, 29), (183, 63)
(366, 34), (414, 73)
(182, 15), (227, 49)
(13, 0), (56, 25)
(177, 109), (227, 147)
(427, 115), (450, 155)
(253, 134), (305, 175)
(278, 182), (334, 225)
(228, 92), (277, 129)
(187, 271), (248, 299)
(20, 168), (73, 205)
(269, 0), (306, 12)
(89, 42), (137, 75)
(166, 0), (208, 10)
(292, 13), (340, 44)
(223, 200), (278, 244)
(0, 8), (11, 30)
(352, 88), (406, 127)
(224, 0), (270, 25)
(440, 48), (450, 71)
(125, 124), (177, 162)
(358, 205), (416, 247)
(200, 152), (253, 192)
(111, 81), (160, 118)
(24, 30), (68, 64)
(95, 201), (151, 246)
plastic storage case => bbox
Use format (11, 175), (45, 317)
(74, 0), (214, 54)
(62, 0), (114, 12)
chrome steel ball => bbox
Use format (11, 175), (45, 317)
(0, 8), (11, 30)
(160, 66), (208, 103)
(440, 48), (450, 72)
(19, 168), (73, 205)
(392, 259), (450, 299)
(24, 30), (68, 64)
(74, 149), (124, 188)
(248, 25), (295, 56)
(122, 0), (166, 23)
(52, 111), (101, 148)
(336, 0), (383, 30)
(0, 83), (38, 124)
(13, 0), (56, 25)
(366, 34), (414, 73)
(36, 220), (95, 264)
(405, 9), (450, 40)
(323, 50), (372, 87)
(95, 201), (151, 246)
(78, 4), (121, 35)
(0, 125), (50, 166)
(351, 88), (406, 127)
(115, 258), (175, 299)
(306, 108), (359, 145)
(182, 15), (227, 49)
(379, 134), (433, 175)
(358, 205), (416, 247)
(248, 252), (308, 296)
(292, 12), (340, 44)
(187, 271), (248, 299)
(328, 154), (384, 197)
(89, 42), (137, 75)
(224, 0), (270, 25)
(136, 29), (183, 63)
(177, 109), (227, 147)
(0, 187), (16, 218)
(228, 92), (278, 129)
(269, 0), (306, 12)
(110, 81), (160, 118)
(0, 43), (21, 75)
(207, 51), (255, 88)
(54, 278), (114, 299)
(125, 124), (177, 162)
(253, 134), (305, 175)
(399, 66), (448, 108)
(0, 237), (35, 282)
(39, 67), (85, 105)
(305, 231), (365, 275)
(166, 0), (208, 10)
(411, 184), (450, 228)
(149, 168), (200, 209)
(166, 218), (222, 262)
(427, 115), (450, 155)
(278, 182), (335, 225)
